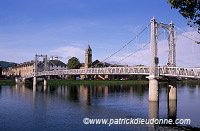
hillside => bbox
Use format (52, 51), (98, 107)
(0, 61), (17, 69)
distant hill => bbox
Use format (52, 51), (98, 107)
(0, 61), (17, 69)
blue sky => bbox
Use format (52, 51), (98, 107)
(0, 0), (199, 67)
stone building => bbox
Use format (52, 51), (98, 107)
(49, 56), (67, 71)
(2, 61), (34, 77)
(2, 56), (67, 78)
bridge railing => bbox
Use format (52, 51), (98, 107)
(159, 67), (200, 78)
(21, 66), (150, 79)
(22, 66), (200, 79)
(36, 66), (150, 76)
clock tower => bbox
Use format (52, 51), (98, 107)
(85, 45), (92, 68)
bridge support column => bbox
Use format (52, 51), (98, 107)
(33, 76), (37, 86)
(44, 77), (48, 86)
(149, 78), (159, 101)
(168, 79), (177, 100)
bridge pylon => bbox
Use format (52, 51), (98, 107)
(168, 22), (177, 101)
(168, 22), (176, 67)
(149, 17), (159, 102)
(148, 18), (177, 102)
(33, 54), (49, 86)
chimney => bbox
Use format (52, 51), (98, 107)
(50, 56), (53, 60)
(55, 56), (58, 60)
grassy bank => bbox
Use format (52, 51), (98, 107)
(178, 80), (200, 85)
(1, 79), (199, 86)
(0, 79), (16, 85)
(47, 80), (149, 85)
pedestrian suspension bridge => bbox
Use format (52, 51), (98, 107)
(22, 18), (200, 102)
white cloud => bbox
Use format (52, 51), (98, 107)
(49, 46), (85, 62)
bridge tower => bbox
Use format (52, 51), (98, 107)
(148, 18), (177, 102)
(33, 54), (48, 86)
(149, 17), (159, 102)
(168, 22), (176, 67)
(168, 22), (177, 100)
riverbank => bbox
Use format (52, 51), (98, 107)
(0, 79), (16, 85)
(0, 79), (150, 85)
(1, 79), (199, 86)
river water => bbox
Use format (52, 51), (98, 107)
(0, 82), (200, 130)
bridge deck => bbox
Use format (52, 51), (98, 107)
(23, 66), (200, 79)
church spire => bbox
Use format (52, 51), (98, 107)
(86, 44), (92, 51)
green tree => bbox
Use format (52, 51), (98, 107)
(167, 0), (200, 33)
(67, 57), (81, 69)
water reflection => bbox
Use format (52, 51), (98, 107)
(168, 100), (177, 121)
(0, 85), (1, 95)
(149, 102), (159, 119)
(27, 84), (150, 106)
(0, 82), (199, 130)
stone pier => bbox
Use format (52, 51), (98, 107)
(33, 76), (37, 86)
(44, 77), (48, 86)
(149, 77), (159, 102)
(168, 79), (177, 100)
(32, 76), (48, 87)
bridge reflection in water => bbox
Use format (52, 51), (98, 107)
(2, 82), (198, 130)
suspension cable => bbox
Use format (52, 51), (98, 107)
(116, 28), (166, 64)
(116, 42), (150, 64)
(101, 24), (199, 66)
(93, 23), (199, 67)
(101, 23), (150, 63)
(175, 31), (200, 44)
(174, 25), (200, 41)
(160, 24), (200, 44)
